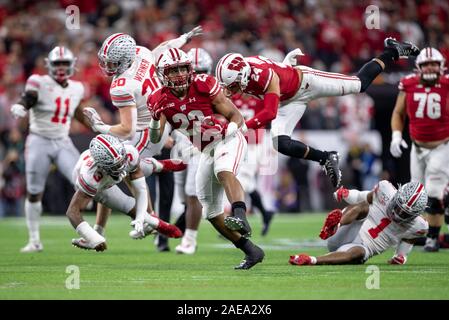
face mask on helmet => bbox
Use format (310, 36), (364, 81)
(387, 182), (428, 223)
(216, 54), (250, 97)
(159, 63), (193, 91)
(415, 47), (446, 84)
(89, 134), (129, 179)
(45, 47), (76, 82)
(98, 33), (136, 77)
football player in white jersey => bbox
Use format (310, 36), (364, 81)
(67, 134), (183, 251)
(81, 27), (202, 237)
(10, 46), (90, 253)
(289, 180), (429, 265)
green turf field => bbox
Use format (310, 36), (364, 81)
(1, 213), (449, 300)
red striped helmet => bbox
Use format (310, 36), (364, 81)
(187, 48), (213, 74)
(388, 181), (428, 223)
(415, 47), (446, 83)
(45, 46), (76, 82)
(98, 33), (136, 77)
(89, 134), (128, 177)
(156, 48), (193, 90)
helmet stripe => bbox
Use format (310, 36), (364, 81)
(96, 135), (119, 158)
(103, 33), (126, 55)
(60, 46), (64, 58)
(406, 183), (424, 208)
(169, 48), (176, 60)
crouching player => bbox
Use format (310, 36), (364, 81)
(289, 180), (429, 265)
(66, 134), (183, 251)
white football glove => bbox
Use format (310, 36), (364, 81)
(10, 104), (28, 119)
(130, 219), (145, 239)
(183, 25), (203, 42)
(390, 131), (408, 158)
(282, 48), (305, 66)
(83, 107), (110, 133)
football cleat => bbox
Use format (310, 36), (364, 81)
(72, 237), (93, 250)
(158, 159), (187, 173)
(72, 238), (107, 252)
(424, 237), (439, 252)
(156, 220), (183, 238)
(289, 254), (313, 266)
(224, 216), (252, 238)
(175, 239), (197, 255)
(234, 245), (265, 270)
(319, 209), (342, 240)
(20, 242), (43, 253)
(321, 151), (341, 188)
(384, 37), (420, 60)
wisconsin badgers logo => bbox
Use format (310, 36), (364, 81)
(228, 57), (246, 71)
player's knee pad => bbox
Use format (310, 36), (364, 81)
(425, 197), (444, 215)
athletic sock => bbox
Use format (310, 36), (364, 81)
(25, 199), (42, 243)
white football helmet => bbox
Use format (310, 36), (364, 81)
(89, 134), (128, 178)
(156, 48), (193, 90)
(45, 46), (76, 82)
(187, 48), (213, 74)
(98, 33), (136, 77)
(215, 53), (251, 95)
(387, 181), (428, 223)
(415, 47), (446, 82)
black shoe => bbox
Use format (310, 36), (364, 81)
(321, 151), (341, 188)
(261, 211), (274, 236)
(224, 216), (252, 238)
(234, 245), (265, 270)
(384, 37), (419, 60)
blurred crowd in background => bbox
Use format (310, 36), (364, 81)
(1, 0), (448, 217)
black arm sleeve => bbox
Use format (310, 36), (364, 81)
(18, 91), (38, 109)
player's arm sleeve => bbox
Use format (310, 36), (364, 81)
(110, 87), (136, 108)
(75, 174), (98, 198)
(246, 71), (279, 130)
(151, 35), (190, 60)
(18, 75), (40, 109)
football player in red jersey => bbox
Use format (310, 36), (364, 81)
(216, 38), (420, 189)
(148, 48), (264, 269)
(390, 47), (449, 252)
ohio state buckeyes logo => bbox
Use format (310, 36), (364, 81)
(228, 57), (246, 71)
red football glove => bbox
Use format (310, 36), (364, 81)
(200, 116), (227, 138)
(388, 255), (406, 265)
(149, 93), (168, 121)
(319, 209), (343, 240)
(334, 186), (349, 202)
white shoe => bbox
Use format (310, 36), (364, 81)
(175, 240), (197, 255)
(72, 237), (107, 251)
(129, 223), (156, 240)
(20, 242), (43, 253)
(72, 237), (94, 250)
